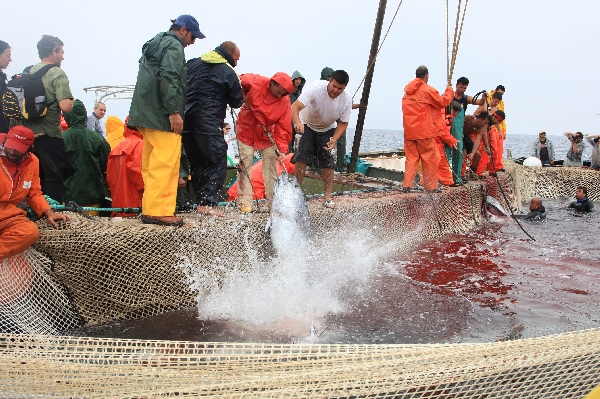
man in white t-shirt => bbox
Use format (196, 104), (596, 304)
(291, 70), (352, 208)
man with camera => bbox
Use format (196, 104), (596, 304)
(585, 134), (600, 170)
(563, 131), (586, 167)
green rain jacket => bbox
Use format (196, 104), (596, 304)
(128, 32), (187, 132)
(289, 70), (306, 105)
(63, 100), (111, 204)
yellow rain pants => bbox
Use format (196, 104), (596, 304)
(139, 128), (181, 217)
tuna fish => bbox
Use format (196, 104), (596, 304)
(265, 171), (312, 259)
(485, 195), (509, 223)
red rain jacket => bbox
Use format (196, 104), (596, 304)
(106, 125), (144, 213)
(1, 152), (50, 221)
(402, 78), (454, 141)
(437, 110), (459, 149)
(235, 73), (293, 153)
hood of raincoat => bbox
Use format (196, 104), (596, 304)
(404, 78), (426, 95)
(290, 70), (306, 105)
(291, 70), (306, 91)
(271, 72), (294, 95)
(320, 67), (334, 81)
(200, 45), (236, 67)
(64, 100), (88, 128)
(123, 116), (143, 140)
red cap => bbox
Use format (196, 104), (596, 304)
(271, 72), (294, 94)
(4, 126), (35, 153)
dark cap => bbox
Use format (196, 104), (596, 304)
(171, 15), (205, 39)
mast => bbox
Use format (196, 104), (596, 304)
(348, 0), (388, 173)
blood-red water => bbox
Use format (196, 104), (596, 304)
(80, 199), (600, 344)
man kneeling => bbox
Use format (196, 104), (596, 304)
(1, 127), (71, 260)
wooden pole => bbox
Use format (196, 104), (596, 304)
(348, 0), (388, 173)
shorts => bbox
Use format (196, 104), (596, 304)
(463, 133), (474, 154)
(291, 125), (337, 169)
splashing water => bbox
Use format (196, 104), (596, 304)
(184, 224), (407, 329)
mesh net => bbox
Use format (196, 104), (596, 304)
(1, 162), (599, 397)
(1, 329), (599, 397)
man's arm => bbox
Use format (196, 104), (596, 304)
(426, 86), (454, 108)
(324, 122), (349, 151)
(226, 70), (244, 109)
(59, 99), (74, 113)
(159, 42), (186, 133)
(467, 92), (488, 106)
(472, 104), (486, 116)
(42, 209), (72, 228)
(274, 102), (293, 156)
(291, 100), (306, 134)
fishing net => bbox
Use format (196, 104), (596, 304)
(0, 162), (599, 397)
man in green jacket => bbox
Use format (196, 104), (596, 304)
(128, 15), (205, 227)
(63, 100), (111, 212)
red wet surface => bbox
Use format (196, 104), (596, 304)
(403, 226), (514, 311)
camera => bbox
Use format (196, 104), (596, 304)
(568, 134), (574, 139)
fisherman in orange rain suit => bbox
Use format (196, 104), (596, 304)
(436, 104), (461, 186)
(235, 72), (293, 211)
(473, 92), (504, 176)
(106, 119), (144, 217)
(483, 110), (506, 176)
(402, 66), (454, 192)
(0, 126), (71, 260)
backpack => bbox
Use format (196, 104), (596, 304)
(2, 64), (57, 121)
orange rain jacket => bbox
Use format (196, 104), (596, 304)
(236, 73), (293, 154)
(106, 124), (144, 214)
(436, 110), (459, 185)
(1, 152), (50, 221)
(402, 78), (454, 141)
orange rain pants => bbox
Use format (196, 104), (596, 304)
(139, 127), (182, 217)
(0, 216), (39, 260)
(476, 126), (504, 175)
(403, 138), (438, 191)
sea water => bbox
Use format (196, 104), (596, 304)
(80, 197), (600, 344)
(79, 129), (599, 344)
(341, 129), (593, 162)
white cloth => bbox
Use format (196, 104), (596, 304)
(298, 80), (352, 132)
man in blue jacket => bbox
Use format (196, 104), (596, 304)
(182, 41), (243, 217)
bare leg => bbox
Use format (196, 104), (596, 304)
(197, 205), (225, 217)
(470, 151), (481, 173)
(322, 168), (334, 201)
(295, 161), (307, 185)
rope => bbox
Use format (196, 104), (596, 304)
(352, 0), (405, 101)
(482, 98), (536, 241)
(447, 0), (469, 86)
(446, 0), (450, 80)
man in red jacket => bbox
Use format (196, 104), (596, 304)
(235, 72), (293, 212)
(1, 126), (71, 260)
(106, 120), (144, 217)
(402, 66), (454, 193)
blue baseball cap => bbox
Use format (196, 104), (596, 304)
(171, 15), (205, 39)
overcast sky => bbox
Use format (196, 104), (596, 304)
(3, 0), (599, 137)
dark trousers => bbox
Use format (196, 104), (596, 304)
(32, 135), (76, 203)
(181, 133), (228, 206)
